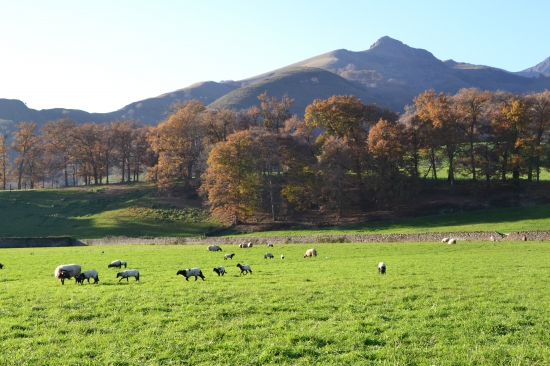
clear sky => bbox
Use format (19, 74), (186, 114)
(1, 0), (548, 113)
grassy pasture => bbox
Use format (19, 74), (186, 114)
(1, 241), (549, 365)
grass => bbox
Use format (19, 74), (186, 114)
(0, 241), (549, 364)
(0, 184), (218, 238)
(230, 203), (550, 237)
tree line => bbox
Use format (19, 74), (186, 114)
(2, 89), (549, 224)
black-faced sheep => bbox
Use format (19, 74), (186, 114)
(239, 242), (253, 248)
(303, 248), (317, 258)
(177, 268), (205, 281)
(208, 245), (222, 252)
(77, 269), (99, 284)
(108, 260), (127, 268)
(213, 266), (226, 276)
(236, 263), (252, 275)
(441, 237), (449, 243)
(267, 243), (273, 247)
(378, 262), (386, 275)
(264, 252), (274, 259)
(281, 254), (285, 259)
(224, 253), (235, 260)
(54, 264), (82, 285)
(448, 238), (457, 245)
(117, 270), (139, 282)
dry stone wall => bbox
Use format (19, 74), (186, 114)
(0, 231), (548, 248)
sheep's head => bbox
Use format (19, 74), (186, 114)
(116, 272), (122, 278)
(176, 270), (186, 276)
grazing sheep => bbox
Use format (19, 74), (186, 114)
(264, 252), (274, 259)
(441, 237), (449, 243)
(54, 264), (82, 285)
(224, 253), (235, 260)
(208, 245), (222, 252)
(108, 260), (126, 268)
(281, 254), (285, 259)
(448, 238), (457, 245)
(267, 243), (274, 247)
(213, 267), (226, 276)
(522, 235), (527, 241)
(117, 270), (139, 282)
(177, 268), (205, 281)
(236, 263), (252, 275)
(378, 262), (386, 275)
(77, 269), (99, 284)
(239, 242), (253, 248)
(303, 248), (317, 258)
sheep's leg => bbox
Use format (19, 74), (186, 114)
(185, 277), (189, 281)
(61, 278), (65, 285)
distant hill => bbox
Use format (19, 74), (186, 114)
(0, 36), (549, 132)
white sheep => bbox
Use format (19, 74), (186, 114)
(264, 252), (274, 259)
(304, 248), (317, 258)
(177, 268), (205, 281)
(281, 254), (285, 259)
(54, 264), (82, 285)
(213, 266), (226, 276)
(117, 270), (139, 282)
(236, 263), (252, 275)
(378, 262), (386, 275)
(224, 253), (235, 260)
(267, 243), (274, 247)
(108, 260), (127, 268)
(448, 238), (457, 245)
(441, 237), (449, 243)
(77, 269), (99, 284)
(239, 242), (253, 248)
(208, 245), (222, 252)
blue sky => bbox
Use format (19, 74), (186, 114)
(0, 0), (548, 113)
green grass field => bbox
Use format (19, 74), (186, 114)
(0, 184), (218, 238)
(1, 241), (549, 364)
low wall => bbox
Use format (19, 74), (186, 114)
(0, 231), (546, 248)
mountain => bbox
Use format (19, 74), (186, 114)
(1, 36), (549, 133)
(514, 57), (550, 78)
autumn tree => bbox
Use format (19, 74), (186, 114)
(12, 122), (41, 189)
(41, 119), (76, 187)
(148, 100), (206, 190)
(0, 134), (10, 190)
(72, 123), (106, 185)
(258, 92), (294, 133)
(201, 130), (262, 225)
(526, 90), (550, 181)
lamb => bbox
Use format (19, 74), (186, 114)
(448, 238), (457, 245)
(77, 269), (99, 284)
(213, 266), (226, 276)
(117, 270), (139, 282)
(108, 260), (127, 268)
(236, 263), (252, 275)
(441, 237), (449, 243)
(177, 268), (205, 281)
(224, 253), (235, 260)
(303, 248), (317, 258)
(264, 252), (274, 259)
(267, 243), (274, 247)
(208, 245), (222, 252)
(281, 254), (285, 259)
(54, 264), (82, 285)
(378, 262), (386, 275)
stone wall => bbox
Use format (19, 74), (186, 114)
(0, 231), (546, 248)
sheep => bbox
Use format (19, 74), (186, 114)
(77, 269), (99, 284)
(208, 245), (222, 252)
(378, 262), (386, 275)
(267, 243), (273, 247)
(213, 266), (226, 276)
(522, 235), (528, 241)
(239, 242), (246, 248)
(448, 238), (457, 245)
(54, 264), (82, 285)
(303, 248), (317, 258)
(177, 268), (205, 281)
(236, 263), (252, 275)
(224, 253), (235, 260)
(281, 254), (285, 259)
(264, 252), (274, 259)
(441, 237), (449, 243)
(490, 235), (499, 242)
(108, 260), (127, 268)
(117, 270), (139, 282)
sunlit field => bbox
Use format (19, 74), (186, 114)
(1, 241), (549, 365)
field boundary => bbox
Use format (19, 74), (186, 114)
(0, 231), (546, 248)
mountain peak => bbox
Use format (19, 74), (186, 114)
(369, 36), (405, 49)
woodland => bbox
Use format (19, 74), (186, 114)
(2, 88), (550, 226)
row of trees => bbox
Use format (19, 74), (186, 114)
(2, 88), (549, 225)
